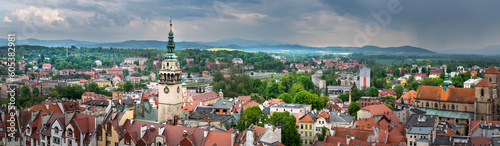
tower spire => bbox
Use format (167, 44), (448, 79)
(167, 16), (175, 53)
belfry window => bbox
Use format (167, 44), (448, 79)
(481, 89), (485, 98)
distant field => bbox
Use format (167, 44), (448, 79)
(206, 48), (241, 51)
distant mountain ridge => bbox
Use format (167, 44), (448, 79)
(438, 45), (500, 55)
(0, 38), (437, 55)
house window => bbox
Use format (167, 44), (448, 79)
(301, 125), (303, 129)
(309, 125), (312, 129)
(69, 140), (72, 145)
(115, 142), (119, 146)
(54, 127), (59, 134)
(126, 139), (130, 144)
(68, 129), (73, 137)
(316, 127), (320, 131)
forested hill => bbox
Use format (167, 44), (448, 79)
(0, 38), (437, 55)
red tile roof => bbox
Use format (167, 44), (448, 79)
(315, 111), (330, 122)
(267, 98), (285, 104)
(471, 136), (491, 145)
(331, 127), (373, 142)
(470, 120), (500, 135)
(395, 90), (417, 105)
(360, 104), (392, 116)
(205, 131), (232, 146)
(321, 136), (375, 146)
(476, 79), (493, 87)
(299, 114), (315, 123)
(192, 91), (219, 102)
(356, 118), (377, 130)
(416, 85), (475, 103)
(238, 95), (251, 102)
(485, 66), (500, 74)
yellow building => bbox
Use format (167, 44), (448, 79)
(298, 114), (315, 145)
(95, 79), (112, 88)
(97, 109), (134, 146)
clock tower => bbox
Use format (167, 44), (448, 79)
(158, 19), (182, 124)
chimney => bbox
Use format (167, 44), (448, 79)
(346, 134), (351, 145)
(140, 124), (147, 138)
(149, 125), (155, 132)
(130, 118), (135, 125)
(182, 130), (188, 137)
(142, 100), (145, 117)
(133, 102), (137, 119)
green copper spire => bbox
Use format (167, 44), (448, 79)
(443, 73), (452, 91)
(167, 17), (175, 53)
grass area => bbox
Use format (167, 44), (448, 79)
(206, 48), (241, 51)
(186, 82), (211, 86)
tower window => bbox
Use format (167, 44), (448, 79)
(481, 89), (485, 98)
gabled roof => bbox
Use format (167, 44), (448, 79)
(416, 85), (475, 103)
(485, 66), (500, 74)
(476, 79), (493, 87)
(356, 118), (376, 130)
(299, 114), (315, 123)
(360, 104), (392, 116)
(332, 127), (373, 142)
(315, 111), (330, 122)
(192, 91), (219, 102)
(395, 90), (417, 105)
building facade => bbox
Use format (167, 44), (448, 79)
(359, 66), (370, 89)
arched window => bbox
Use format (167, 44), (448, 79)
(481, 89), (485, 98)
(490, 77), (492, 82)
(452, 104), (455, 110)
(443, 104), (447, 110)
(426, 102), (429, 108)
(465, 106), (467, 111)
(67, 129), (73, 137)
(435, 103), (438, 108)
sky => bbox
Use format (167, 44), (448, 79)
(1, 0), (500, 51)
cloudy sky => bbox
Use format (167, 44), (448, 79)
(1, 0), (500, 51)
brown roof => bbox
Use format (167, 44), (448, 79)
(356, 118), (377, 130)
(396, 90), (417, 105)
(192, 91), (219, 102)
(238, 95), (251, 102)
(476, 79), (493, 87)
(299, 114), (315, 123)
(331, 127), (373, 142)
(485, 66), (500, 74)
(470, 120), (500, 135)
(360, 104), (392, 116)
(471, 136), (491, 145)
(315, 111), (330, 122)
(415, 85), (475, 103)
(205, 131), (232, 146)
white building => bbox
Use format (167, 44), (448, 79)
(232, 58), (243, 64)
(359, 66), (370, 89)
(463, 78), (482, 88)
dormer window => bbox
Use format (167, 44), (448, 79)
(68, 129), (73, 137)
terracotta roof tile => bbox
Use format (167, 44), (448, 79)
(471, 136), (491, 145)
(331, 127), (373, 142)
(360, 104), (392, 116)
(476, 79), (493, 87)
(192, 91), (219, 102)
(396, 90), (417, 105)
(315, 111), (330, 122)
(485, 66), (500, 74)
(356, 118), (377, 130)
(238, 95), (251, 102)
(416, 85), (475, 103)
(299, 114), (315, 123)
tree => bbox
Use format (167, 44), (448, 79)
(297, 76), (314, 90)
(133, 61), (139, 66)
(236, 106), (267, 131)
(394, 85), (404, 99)
(452, 76), (464, 88)
(278, 93), (293, 103)
(33, 87), (40, 97)
(48, 91), (61, 98)
(264, 83), (281, 99)
(294, 91), (313, 104)
(470, 83), (475, 88)
(250, 93), (263, 103)
(348, 102), (361, 118)
(266, 111), (301, 146)
(316, 126), (329, 141)
(366, 87), (379, 97)
(213, 71), (225, 83)
(21, 85), (31, 98)
(409, 81), (420, 91)
(384, 100), (394, 109)
(289, 82), (305, 97)
(407, 75), (415, 85)
(123, 69), (130, 77)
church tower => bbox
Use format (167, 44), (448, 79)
(158, 19), (183, 124)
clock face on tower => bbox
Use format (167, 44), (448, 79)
(164, 86), (169, 94)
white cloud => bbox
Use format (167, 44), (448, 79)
(3, 16), (11, 23)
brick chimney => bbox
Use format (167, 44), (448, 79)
(349, 89), (352, 104)
(183, 130), (188, 137)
